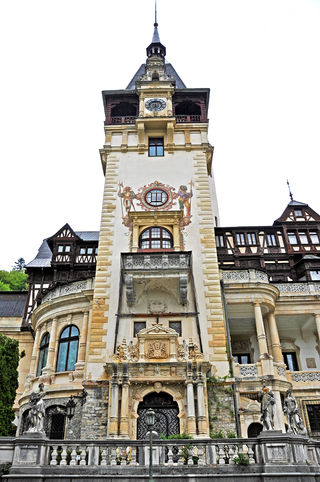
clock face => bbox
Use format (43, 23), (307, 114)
(145, 98), (166, 112)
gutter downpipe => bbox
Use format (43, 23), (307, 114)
(220, 279), (241, 437)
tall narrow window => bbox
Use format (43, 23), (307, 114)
(169, 321), (182, 336)
(266, 234), (277, 246)
(56, 325), (79, 372)
(307, 404), (320, 433)
(148, 138), (164, 157)
(236, 233), (245, 245)
(247, 233), (257, 245)
(215, 235), (224, 247)
(36, 333), (50, 377)
(283, 352), (299, 371)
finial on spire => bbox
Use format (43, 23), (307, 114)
(287, 179), (294, 202)
(155, 0), (158, 26)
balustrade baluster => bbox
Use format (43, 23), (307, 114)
(60, 445), (68, 466)
(167, 444), (174, 466)
(178, 445), (184, 466)
(217, 444), (226, 465)
(131, 446), (137, 466)
(197, 445), (205, 466)
(69, 447), (77, 466)
(120, 446), (126, 465)
(187, 445), (194, 465)
(110, 446), (117, 466)
(79, 446), (87, 466)
(100, 447), (107, 466)
(228, 445), (235, 465)
(247, 443), (255, 464)
(50, 445), (58, 466)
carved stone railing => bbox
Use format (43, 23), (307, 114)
(42, 278), (94, 303)
(274, 282), (320, 294)
(121, 252), (191, 271)
(290, 371), (320, 382)
(5, 436), (320, 477)
(222, 270), (269, 284)
(238, 364), (258, 378)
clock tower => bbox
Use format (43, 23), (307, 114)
(84, 16), (230, 439)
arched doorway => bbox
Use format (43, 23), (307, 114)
(247, 422), (263, 438)
(137, 392), (180, 439)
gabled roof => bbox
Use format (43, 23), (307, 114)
(26, 225), (100, 269)
(273, 200), (320, 225)
(126, 62), (186, 90)
(0, 292), (28, 317)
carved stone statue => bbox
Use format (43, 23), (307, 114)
(26, 383), (46, 435)
(258, 384), (275, 431)
(283, 389), (307, 435)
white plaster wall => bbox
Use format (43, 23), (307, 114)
(103, 147), (219, 360)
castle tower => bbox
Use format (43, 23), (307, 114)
(85, 18), (229, 439)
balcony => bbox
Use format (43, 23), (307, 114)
(175, 114), (202, 123)
(121, 252), (191, 306)
(108, 115), (137, 125)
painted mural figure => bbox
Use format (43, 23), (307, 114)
(178, 182), (193, 217)
(118, 183), (136, 216)
(258, 384), (275, 431)
(283, 389), (307, 435)
(26, 383), (46, 435)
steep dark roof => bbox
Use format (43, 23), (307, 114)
(0, 292), (28, 317)
(26, 230), (100, 268)
(126, 62), (186, 90)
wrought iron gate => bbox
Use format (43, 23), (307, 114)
(137, 392), (180, 439)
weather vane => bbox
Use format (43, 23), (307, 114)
(286, 179), (293, 202)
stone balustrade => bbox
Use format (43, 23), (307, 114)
(222, 270), (269, 284)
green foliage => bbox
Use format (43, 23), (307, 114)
(167, 433), (193, 440)
(0, 268), (28, 291)
(233, 453), (249, 466)
(210, 429), (237, 439)
(0, 335), (19, 436)
(12, 258), (26, 271)
(0, 463), (11, 476)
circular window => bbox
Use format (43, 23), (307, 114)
(145, 189), (168, 207)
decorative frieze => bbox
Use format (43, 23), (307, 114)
(274, 282), (320, 294)
(42, 279), (93, 302)
(291, 371), (320, 382)
(222, 270), (269, 284)
(239, 364), (258, 377)
(122, 252), (191, 271)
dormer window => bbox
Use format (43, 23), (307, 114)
(294, 209), (303, 217)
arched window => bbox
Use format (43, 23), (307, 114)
(36, 332), (50, 377)
(56, 325), (79, 372)
(139, 227), (173, 250)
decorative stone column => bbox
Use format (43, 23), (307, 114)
(267, 312), (283, 363)
(186, 363), (196, 436)
(196, 370), (207, 436)
(108, 365), (119, 437)
(28, 329), (41, 379)
(119, 365), (130, 438)
(43, 317), (58, 374)
(315, 314), (320, 347)
(253, 302), (269, 357)
(75, 311), (89, 371)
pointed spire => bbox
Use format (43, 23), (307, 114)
(146, 0), (166, 58)
(287, 179), (294, 202)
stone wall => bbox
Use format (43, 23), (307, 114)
(80, 382), (109, 440)
(207, 381), (237, 436)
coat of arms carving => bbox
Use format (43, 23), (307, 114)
(146, 340), (168, 359)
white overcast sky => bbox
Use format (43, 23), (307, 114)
(1, 0), (320, 270)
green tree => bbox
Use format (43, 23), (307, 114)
(13, 258), (26, 271)
(0, 268), (28, 291)
(0, 334), (19, 436)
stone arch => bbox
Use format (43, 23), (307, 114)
(131, 385), (185, 439)
(247, 422), (263, 438)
